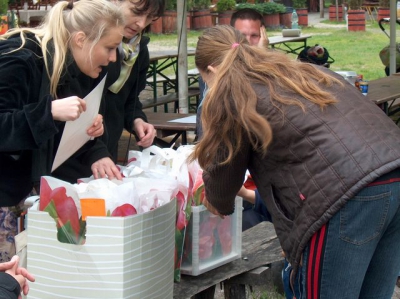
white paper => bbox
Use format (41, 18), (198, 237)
(167, 115), (196, 124)
(51, 75), (107, 172)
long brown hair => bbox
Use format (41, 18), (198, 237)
(192, 25), (342, 168)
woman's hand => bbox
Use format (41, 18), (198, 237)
(203, 197), (224, 219)
(2, 255), (35, 298)
(133, 118), (156, 148)
(237, 186), (256, 204)
(51, 96), (86, 121)
(91, 157), (122, 180)
(87, 114), (104, 137)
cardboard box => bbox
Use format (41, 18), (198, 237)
(180, 197), (242, 276)
(26, 198), (176, 299)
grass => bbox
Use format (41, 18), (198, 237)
(146, 20), (400, 81)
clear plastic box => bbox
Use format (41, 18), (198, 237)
(335, 71), (358, 86)
(180, 197), (242, 276)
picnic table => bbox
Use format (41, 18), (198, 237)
(367, 75), (400, 114)
(269, 34), (312, 55)
(173, 221), (283, 299)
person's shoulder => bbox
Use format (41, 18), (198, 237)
(0, 272), (20, 299)
(141, 35), (150, 47)
(0, 33), (43, 61)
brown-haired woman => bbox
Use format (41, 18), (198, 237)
(191, 25), (400, 298)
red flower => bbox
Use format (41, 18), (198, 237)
(198, 214), (218, 260)
(39, 178), (81, 240)
(111, 204), (137, 217)
(217, 216), (232, 255)
(176, 191), (188, 230)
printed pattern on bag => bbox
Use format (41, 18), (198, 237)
(27, 198), (176, 299)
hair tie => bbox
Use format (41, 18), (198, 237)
(232, 42), (239, 49)
(66, 1), (74, 10)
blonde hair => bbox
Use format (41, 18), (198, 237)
(1, 0), (124, 98)
(192, 25), (342, 168)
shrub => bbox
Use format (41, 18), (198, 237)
(379, 0), (389, 8)
(216, 0), (236, 12)
(292, 0), (307, 9)
(347, 0), (363, 9)
(259, 2), (286, 14)
(0, 0), (8, 15)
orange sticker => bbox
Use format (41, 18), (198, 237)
(80, 198), (106, 221)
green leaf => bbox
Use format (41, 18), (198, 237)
(44, 201), (58, 220)
(57, 221), (77, 244)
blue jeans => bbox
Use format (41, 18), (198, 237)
(289, 181), (400, 299)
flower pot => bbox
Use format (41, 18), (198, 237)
(211, 12), (218, 26)
(347, 9), (365, 31)
(163, 10), (177, 33)
(279, 12), (292, 29)
(263, 13), (280, 29)
(377, 7), (390, 21)
(296, 8), (308, 26)
(329, 5), (343, 21)
(187, 13), (192, 30)
(192, 9), (213, 30)
(150, 17), (163, 34)
(217, 10), (235, 25)
(0, 15), (8, 35)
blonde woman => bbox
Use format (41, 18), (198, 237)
(191, 25), (400, 298)
(0, 0), (125, 262)
(52, 0), (165, 183)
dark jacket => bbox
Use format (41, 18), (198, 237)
(52, 36), (150, 182)
(203, 68), (400, 273)
(0, 34), (108, 206)
(103, 36), (149, 162)
(0, 273), (20, 299)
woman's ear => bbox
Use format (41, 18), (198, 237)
(73, 32), (86, 49)
(207, 65), (217, 74)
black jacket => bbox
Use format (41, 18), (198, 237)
(0, 273), (20, 299)
(0, 34), (108, 206)
(52, 36), (150, 182)
(103, 36), (149, 162)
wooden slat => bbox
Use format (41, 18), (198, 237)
(173, 221), (283, 299)
(140, 89), (200, 110)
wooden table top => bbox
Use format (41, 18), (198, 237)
(367, 75), (400, 105)
(173, 221), (282, 298)
(146, 112), (196, 132)
(149, 48), (196, 62)
(269, 34), (312, 45)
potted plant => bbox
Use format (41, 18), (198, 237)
(216, 0), (236, 25)
(0, 0), (8, 34)
(259, 2), (286, 29)
(292, 0), (308, 26)
(346, 0), (365, 31)
(236, 3), (263, 13)
(328, 0), (345, 22)
(378, 0), (390, 20)
(162, 0), (177, 33)
(191, 0), (212, 29)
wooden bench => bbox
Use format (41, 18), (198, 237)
(173, 221), (284, 299)
(146, 68), (200, 100)
(141, 88), (201, 112)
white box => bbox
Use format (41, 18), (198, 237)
(180, 197), (242, 276)
(335, 70), (358, 86)
(26, 198), (176, 299)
